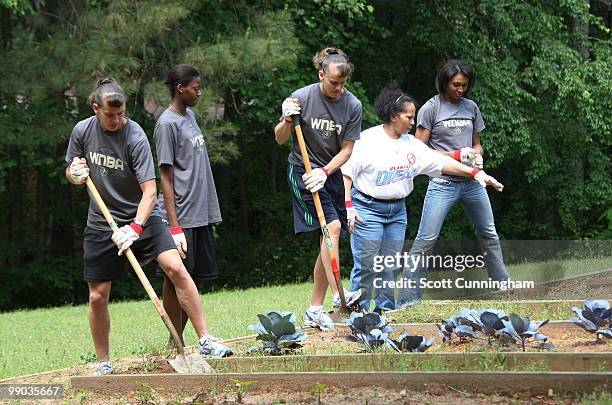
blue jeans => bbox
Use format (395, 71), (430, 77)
(349, 190), (407, 312)
(397, 177), (510, 306)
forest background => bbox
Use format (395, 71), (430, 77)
(0, 0), (610, 310)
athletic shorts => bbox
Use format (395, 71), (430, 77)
(287, 163), (348, 237)
(83, 216), (176, 282)
(156, 225), (218, 282)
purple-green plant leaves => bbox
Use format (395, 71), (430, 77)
(571, 300), (612, 342)
(346, 311), (394, 352)
(500, 313), (552, 352)
(247, 310), (307, 355)
(388, 333), (435, 353)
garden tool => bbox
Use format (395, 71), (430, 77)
(291, 115), (351, 322)
(85, 177), (212, 374)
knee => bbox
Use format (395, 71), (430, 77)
(162, 260), (189, 284)
(89, 290), (108, 308)
(328, 220), (341, 238)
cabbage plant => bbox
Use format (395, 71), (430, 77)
(247, 310), (307, 355)
(346, 311), (394, 352)
(571, 300), (612, 342)
(388, 333), (435, 353)
(500, 313), (552, 352)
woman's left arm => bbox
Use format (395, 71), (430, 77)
(472, 132), (483, 156)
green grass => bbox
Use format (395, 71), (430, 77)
(0, 282), (315, 379)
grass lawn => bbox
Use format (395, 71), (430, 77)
(0, 282), (315, 379)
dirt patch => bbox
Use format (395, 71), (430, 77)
(477, 270), (612, 300)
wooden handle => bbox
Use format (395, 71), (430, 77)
(291, 117), (348, 309)
(85, 177), (186, 355)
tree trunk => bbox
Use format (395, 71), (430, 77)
(1, 6), (11, 49)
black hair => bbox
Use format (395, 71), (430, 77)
(374, 83), (417, 124)
(312, 47), (354, 77)
(166, 64), (200, 97)
(435, 59), (475, 98)
(89, 77), (126, 108)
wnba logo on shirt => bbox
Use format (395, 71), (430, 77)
(89, 149), (124, 176)
(442, 119), (470, 134)
(311, 117), (342, 139)
(191, 134), (204, 152)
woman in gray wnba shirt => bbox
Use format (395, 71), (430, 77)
(397, 60), (511, 307)
(154, 64), (231, 356)
(66, 78), (230, 376)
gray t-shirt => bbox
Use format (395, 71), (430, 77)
(417, 95), (485, 181)
(287, 83), (362, 168)
(154, 108), (221, 228)
(65, 116), (160, 231)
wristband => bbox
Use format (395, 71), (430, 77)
(453, 150), (462, 161)
(320, 167), (329, 176)
(129, 221), (143, 235)
(284, 117), (293, 124)
(345, 200), (353, 208)
(169, 226), (183, 235)
(470, 168), (481, 178)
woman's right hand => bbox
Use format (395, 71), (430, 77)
(474, 171), (504, 192)
(346, 201), (364, 233)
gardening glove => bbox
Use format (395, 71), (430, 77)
(69, 156), (89, 184)
(111, 222), (142, 256)
(345, 200), (364, 233)
(473, 153), (483, 169)
(170, 226), (187, 259)
(303, 167), (328, 193)
(473, 170), (504, 192)
(453, 147), (476, 166)
(281, 97), (300, 118)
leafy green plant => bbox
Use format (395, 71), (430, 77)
(500, 314), (553, 352)
(247, 310), (307, 355)
(388, 333), (435, 353)
(312, 382), (327, 405)
(571, 300), (612, 342)
(224, 379), (256, 403)
(346, 311), (394, 352)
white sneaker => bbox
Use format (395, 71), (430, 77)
(304, 308), (335, 331)
(93, 361), (113, 376)
(332, 289), (362, 309)
(199, 335), (233, 358)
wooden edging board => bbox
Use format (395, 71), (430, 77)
(71, 371), (610, 396)
(203, 352), (610, 373)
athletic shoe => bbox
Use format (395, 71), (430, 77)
(332, 289), (362, 309)
(304, 307), (335, 331)
(199, 335), (233, 358)
(92, 361), (113, 376)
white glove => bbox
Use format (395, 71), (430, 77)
(282, 97), (301, 118)
(346, 201), (364, 233)
(69, 157), (89, 184)
(458, 147), (476, 165)
(302, 167), (328, 193)
(111, 223), (141, 256)
(170, 226), (187, 259)
(473, 153), (483, 169)
(474, 170), (504, 192)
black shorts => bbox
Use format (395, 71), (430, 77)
(156, 225), (218, 282)
(287, 163), (348, 237)
(83, 216), (176, 283)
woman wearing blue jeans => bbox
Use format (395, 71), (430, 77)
(397, 60), (510, 307)
(342, 84), (504, 312)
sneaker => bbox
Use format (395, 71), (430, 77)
(304, 307), (335, 331)
(332, 289), (362, 309)
(199, 335), (233, 358)
(93, 361), (113, 376)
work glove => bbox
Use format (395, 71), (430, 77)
(112, 222), (142, 256)
(345, 201), (364, 233)
(454, 147), (476, 166)
(473, 170), (504, 192)
(170, 226), (187, 259)
(473, 153), (483, 169)
(302, 167), (328, 193)
(69, 156), (89, 184)
(282, 97), (301, 118)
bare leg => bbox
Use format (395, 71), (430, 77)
(157, 249), (209, 338)
(87, 281), (112, 362)
(162, 276), (189, 347)
(310, 219), (341, 306)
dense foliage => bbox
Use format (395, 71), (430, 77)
(0, 0), (610, 310)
